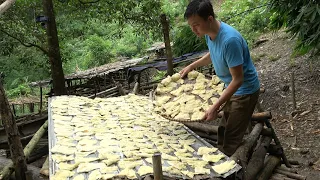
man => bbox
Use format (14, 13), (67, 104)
(180, 0), (260, 156)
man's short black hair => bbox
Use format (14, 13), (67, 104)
(184, 0), (215, 20)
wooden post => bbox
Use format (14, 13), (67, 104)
(152, 153), (163, 180)
(39, 87), (43, 116)
(0, 83), (27, 180)
(291, 71), (296, 110)
(29, 103), (34, 113)
(104, 74), (107, 89)
(160, 14), (174, 76)
(12, 104), (16, 117)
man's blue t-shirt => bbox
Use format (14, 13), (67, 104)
(205, 22), (260, 95)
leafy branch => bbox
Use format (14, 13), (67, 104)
(0, 29), (48, 55)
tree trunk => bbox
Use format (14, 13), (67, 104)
(160, 14), (174, 76)
(0, 83), (27, 180)
(42, 0), (67, 96)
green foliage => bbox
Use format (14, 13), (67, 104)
(269, 0), (320, 55)
(218, 0), (272, 47)
(173, 24), (207, 56)
(152, 70), (167, 81)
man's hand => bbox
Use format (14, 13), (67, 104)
(202, 105), (219, 121)
(179, 65), (194, 78)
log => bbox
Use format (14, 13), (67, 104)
(184, 122), (218, 134)
(0, 120), (48, 179)
(0, 83), (27, 180)
(257, 155), (281, 180)
(231, 123), (264, 165)
(270, 174), (296, 180)
(244, 136), (272, 180)
(251, 111), (272, 121)
(152, 153), (163, 180)
(260, 128), (273, 136)
(274, 169), (306, 180)
(40, 156), (49, 177)
(276, 165), (297, 173)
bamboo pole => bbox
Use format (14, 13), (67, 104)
(0, 120), (48, 179)
(40, 156), (49, 177)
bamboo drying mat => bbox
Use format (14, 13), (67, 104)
(48, 95), (241, 179)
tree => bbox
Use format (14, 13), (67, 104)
(269, 0), (320, 55)
(0, 0), (162, 93)
(42, 0), (67, 95)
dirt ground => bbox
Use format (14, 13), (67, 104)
(251, 30), (320, 179)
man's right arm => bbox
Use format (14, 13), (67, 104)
(189, 52), (211, 69)
(180, 52), (212, 77)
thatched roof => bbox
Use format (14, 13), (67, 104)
(30, 57), (145, 87)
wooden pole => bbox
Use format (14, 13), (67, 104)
(0, 83), (27, 180)
(184, 122), (218, 134)
(160, 14), (174, 76)
(291, 71), (296, 110)
(0, 120), (48, 179)
(39, 87), (43, 116)
(152, 153), (163, 180)
(133, 82), (140, 95)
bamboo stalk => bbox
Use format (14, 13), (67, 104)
(0, 120), (48, 179)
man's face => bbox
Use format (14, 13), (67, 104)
(187, 14), (211, 37)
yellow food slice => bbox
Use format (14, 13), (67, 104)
(73, 174), (85, 180)
(212, 160), (236, 174)
(197, 147), (218, 155)
(171, 73), (181, 82)
(138, 165), (153, 176)
(194, 167), (211, 175)
(202, 154), (225, 163)
(117, 168), (137, 179)
(51, 170), (75, 180)
(88, 170), (102, 180)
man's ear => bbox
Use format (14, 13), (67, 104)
(208, 16), (214, 23)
